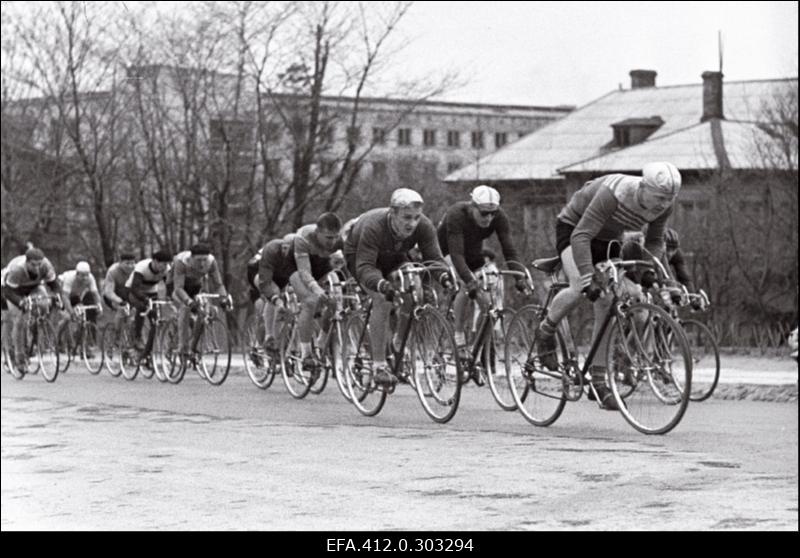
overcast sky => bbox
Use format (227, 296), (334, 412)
(389, 1), (798, 107)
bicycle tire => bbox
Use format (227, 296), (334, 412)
(682, 319), (720, 402)
(606, 302), (691, 435)
(410, 306), (462, 423)
(199, 316), (232, 386)
(102, 323), (123, 377)
(504, 304), (567, 427)
(36, 320), (60, 382)
(82, 322), (104, 374)
(342, 313), (386, 416)
(280, 319), (314, 399)
(242, 313), (278, 389)
(485, 308), (517, 411)
(55, 318), (74, 374)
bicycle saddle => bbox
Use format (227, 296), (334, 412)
(531, 256), (561, 274)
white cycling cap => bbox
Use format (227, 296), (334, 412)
(470, 185), (500, 208)
(641, 162), (681, 196)
(76, 261), (91, 274)
(390, 188), (424, 208)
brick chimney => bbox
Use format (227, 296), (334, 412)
(630, 69), (657, 89)
(701, 71), (724, 121)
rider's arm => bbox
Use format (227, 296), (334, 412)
(669, 248), (695, 292)
(88, 275), (103, 310)
(494, 210), (521, 265)
(172, 261), (192, 305)
(445, 215), (475, 284)
(417, 218), (451, 285)
(294, 237), (325, 297)
(571, 188), (619, 287)
(103, 270), (123, 306)
(354, 223), (386, 292)
(208, 258), (227, 297)
(257, 248), (281, 302)
(642, 207), (672, 261)
(129, 272), (147, 300)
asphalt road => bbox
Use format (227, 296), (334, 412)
(2, 363), (797, 531)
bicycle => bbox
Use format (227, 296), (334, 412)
(105, 299), (174, 382)
(448, 262), (535, 411)
(504, 256), (693, 435)
(56, 304), (103, 375)
(650, 281), (719, 402)
(2, 294), (61, 382)
(340, 262), (463, 423)
(165, 293), (233, 386)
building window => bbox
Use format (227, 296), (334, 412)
(347, 126), (361, 147)
(613, 127), (630, 147)
(372, 127), (386, 145)
(372, 161), (387, 181)
(423, 129), (437, 147)
(398, 128), (412, 146)
(447, 130), (461, 148)
(495, 132), (508, 148)
(471, 131), (484, 149)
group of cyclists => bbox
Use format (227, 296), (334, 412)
(2, 160), (709, 430)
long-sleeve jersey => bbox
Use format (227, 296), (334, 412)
(437, 201), (520, 283)
(257, 238), (295, 299)
(291, 224), (344, 296)
(103, 263), (132, 303)
(668, 248), (695, 292)
(558, 174), (672, 281)
(343, 207), (445, 292)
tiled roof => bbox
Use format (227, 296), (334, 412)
(444, 77), (797, 182)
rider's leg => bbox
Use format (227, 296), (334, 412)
(175, 299), (192, 354)
(367, 289), (392, 369)
(452, 287), (469, 346)
(289, 272), (320, 359)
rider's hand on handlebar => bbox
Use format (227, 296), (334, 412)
(640, 269), (657, 289)
(378, 279), (396, 302)
(440, 274), (455, 292)
(582, 283), (602, 302)
(690, 297), (704, 311)
(514, 277), (528, 294)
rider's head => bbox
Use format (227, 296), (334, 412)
(119, 251), (137, 274)
(24, 247), (45, 275)
(469, 185), (501, 228)
(315, 212), (343, 252)
(639, 162), (681, 212)
(151, 250), (172, 273)
(75, 261), (91, 280)
(189, 243), (212, 270)
(389, 188), (424, 240)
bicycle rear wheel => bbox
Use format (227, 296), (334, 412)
(682, 319), (720, 402)
(485, 309), (517, 411)
(606, 303), (691, 435)
(82, 322), (103, 374)
(162, 321), (187, 385)
(198, 316), (232, 386)
(118, 325), (139, 381)
(36, 320), (60, 382)
(342, 313), (386, 416)
(55, 319), (74, 374)
(242, 313), (278, 389)
(504, 304), (567, 427)
(410, 307), (462, 424)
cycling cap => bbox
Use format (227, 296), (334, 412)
(76, 261), (91, 274)
(190, 243), (211, 256)
(664, 228), (680, 249)
(390, 188), (424, 208)
(471, 185), (500, 208)
(152, 250), (173, 263)
(25, 247), (45, 261)
(641, 162), (681, 196)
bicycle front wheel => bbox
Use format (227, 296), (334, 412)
(606, 302), (692, 435)
(55, 319), (74, 374)
(280, 320), (314, 399)
(341, 313), (386, 416)
(485, 309), (517, 411)
(242, 313), (278, 389)
(682, 319), (720, 402)
(82, 322), (103, 374)
(504, 304), (567, 427)
(36, 320), (60, 382)
(410, 306), (462, 424)
(102, 324), (122, 377)
(198, 316), (232, 386)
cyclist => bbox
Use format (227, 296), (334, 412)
(256, 235), (296, 353)
(60, 261), (104, 325)
(169, 243), (230, 360)
(287, 213), (344, 372)
(344, 188), (454, 387)
(437, 185), (524, 354)
(103, 251), (137, 330)
(534, 162), (682, 410)
(125, 250), (173, 357)
(1, 247), (65, 372)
